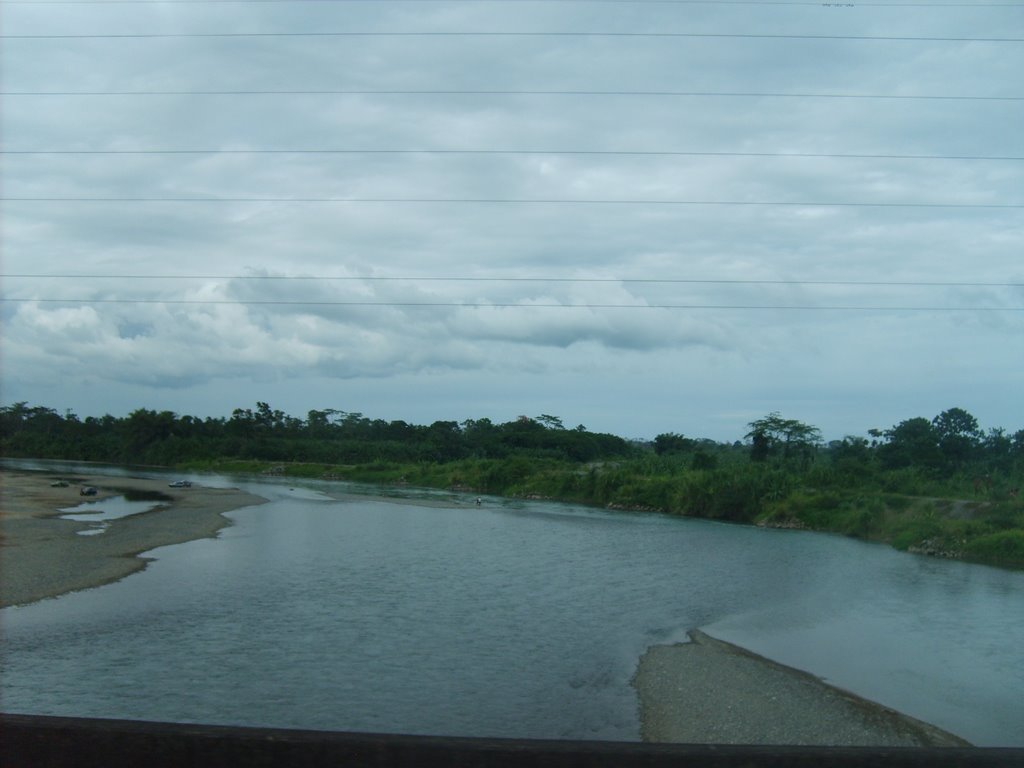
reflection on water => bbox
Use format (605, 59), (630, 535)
(1, 469), (1023, 745)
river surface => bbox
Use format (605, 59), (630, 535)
(1, 463), (1022, 745)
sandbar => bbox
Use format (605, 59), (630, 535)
(0, 469), (267, 608)
(633, 629), (970, 746)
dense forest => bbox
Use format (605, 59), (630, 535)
(2, 402), (1022, 568)
(0, 403), (634, 465)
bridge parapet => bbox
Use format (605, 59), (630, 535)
(1, 713), (1021, 768)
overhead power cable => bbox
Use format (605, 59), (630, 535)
(5, 1), (1022, 7)
(5, 1), (1023, 7)
(5, 31), (1023, 42)
(5, 89), (1020, 101)
(5, 275), (1023, 288)
(4, 197), (1021, 208)
(1, 297), (1021, 311)
(3, 149), (1022, 161)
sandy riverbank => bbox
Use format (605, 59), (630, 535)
(633, 629), (969, 746)
(0, 469), (267, 608)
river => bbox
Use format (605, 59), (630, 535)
(1, 467), (1022, 745)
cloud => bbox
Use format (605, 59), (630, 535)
(1, 1), (1022, 439)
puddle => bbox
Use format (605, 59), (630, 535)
(60, 496), (164, 534)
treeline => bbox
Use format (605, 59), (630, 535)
(2, 402), (1022, 567)
(4, 403), (1019, 493)
(0, 402), (634, 466)
(2, 401), (1022, 483)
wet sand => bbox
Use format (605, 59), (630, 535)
(0, 469), (267, 608)
(633, 629), (970, 746)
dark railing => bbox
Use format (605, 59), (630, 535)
(2, 714), (1022, 768)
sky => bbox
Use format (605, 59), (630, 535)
(1, 0), (1022, 443)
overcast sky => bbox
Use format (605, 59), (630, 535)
(1, 0), (1021, 442)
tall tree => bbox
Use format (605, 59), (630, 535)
(932, 407), (982, 468)
(535, 414), (565, 430)
(745, 413), (821, 467)
(878, 417), (941, 470)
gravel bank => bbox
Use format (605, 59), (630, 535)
(0, 470), (267, 608)
(633, 629), (970, 746)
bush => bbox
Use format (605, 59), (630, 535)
(980, 503), (1024, 531)
(690, 451), (718, 471)
(963, 530), (1024, 567)
(881, 493), (913, 511)
(890, 517), (944, 550)
(764, 489), (842, 528)
(837, 496), (886, 538)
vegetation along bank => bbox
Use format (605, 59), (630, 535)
(3, 403), (1022, 569)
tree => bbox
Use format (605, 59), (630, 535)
(745, 413), (821, 467)
(653, 432), (694, 456)
(462, 418), (501, 458)
(878, 417), (941, 470)
(306, 409), (338, 438)
(981, 428), (1015, 472)
(227, 407), (256, 438)
(1013, 429), (1024, 456)
(829, 436), (875, 479)
(535, 414), (565, 430)
(932, 407), (982, 468)
(254, 401), (288, 432)
(426, 420), (464, 461)
(691, 451), (718, 471)
(123, 408), (177, 459)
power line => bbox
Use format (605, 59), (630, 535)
(5, 30), (1023, 42)
(5, 275), (1023, 288)
(5, 1), (1022, 6)
(3, 149), (1022, 161)
(4, 197), (1021, 208)
(2, 297), (1021, 311)
(5, 89), (1020, 101)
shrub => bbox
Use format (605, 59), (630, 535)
(890, 517), (944, 550)
(980, 503), (1024, 531)
(881, 493), (913, 511)
(963, 530), (1024, 567)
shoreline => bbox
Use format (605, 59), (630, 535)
(0, 469), (268, 608)
(633, 629), (970, 746)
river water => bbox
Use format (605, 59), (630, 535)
(1, 467), (1022, 745)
